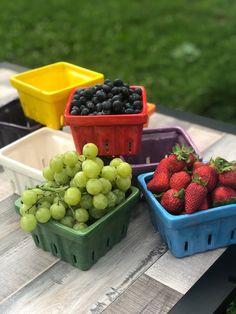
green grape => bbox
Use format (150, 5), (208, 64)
(37, 200), (51, 209)
(60, 216), (74, 228)
(64, 187), (81, 206)
(106, 191), (117, 208)
(113, 189), (126, 205)
(73, 222), (88, 230)
(82, 143), (98, 159)
(89, 206), (106, 219)
(41, 191), (55, 204)
(79, 194), (93, 209)
(101, 166), (117, 182)
(65, 161), (82, 177)
(50, 202), (66, 220)
(99, 178), (112, 194)
(93, 193), (108, 210)
(54, 169), (69, 185)
(42, 181), (57, 188)
(50, 154), (64, 172)
(35, 207), (51, 223)
(31, 188), (44, 197)
(75, 208), (89, 223)
(82, 159), (100, 178)
(70, 179), (77, 187)
(22, 190), (38, 206)
(66, 208), (74, 217)
(20, 214), (37, 232)
(20, 203), (37, 215)
(63, 151), (79, 167)
(42, 166), (54, 181)
(117, 162), (132, 178)
(93, 157), (104, 171)
(115, 176), (131, 191)
(74, 171), (88, 188)
(110, 158), (123, 168)
(86, 179), (102, 195)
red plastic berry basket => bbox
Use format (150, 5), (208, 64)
(64, 86), (148, 156)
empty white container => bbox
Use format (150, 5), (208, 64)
(0, 127), (75, 194)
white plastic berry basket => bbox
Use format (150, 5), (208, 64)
(0, 127), (75, 194)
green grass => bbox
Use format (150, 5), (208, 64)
(0, 0), (236, 123)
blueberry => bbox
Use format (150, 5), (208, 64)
(121, 86), (129, 97)
(71, 109), (78, 115)
(133, 100), (142, 110)
(102, 100), (111, 110)
(111, 87), (120, 95)
(104, 79), (112, 85)
(78, 96), (87, 106)
(113, 79), (124, 87)
(95, 84), (103, 91)
(134, 109), (141, 113)
(103, 110), (111, 115)
(71, 99), (78, 105)
(102, 84), (111, 93)
(125, 102), (132, 109)
(107, 92), (113, 99)
(87, 101), (95, 111)
(96, 90), (106, 101)
(81, 108), (90, 115)
(112, 95), (122, 102)
(135, 87), (142, 95)
(92, 96), (99, 104)
(96, 103), (102, 112)
(112, 100), (123, 113)
(83, 88), (93, 99)
(125, 108), (135, 114)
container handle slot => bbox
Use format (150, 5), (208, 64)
(106, 238), (110, 247)
(128, 141), (133, 153)
(231, 230), (235, 239)
(184, 241), (188, 251)
(51, 243), (58, 256)
(104, 140), (109, 153)
(208, 234), (212, 245)
(91, 251), (95, 261)
(121, 225), (125, 235)
(72, 255), (77, 264)
(33, 234), (40, 245)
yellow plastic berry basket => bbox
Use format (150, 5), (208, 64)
(10, 62), (104, 129)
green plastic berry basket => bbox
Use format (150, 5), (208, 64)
(15, 186), (139, 271)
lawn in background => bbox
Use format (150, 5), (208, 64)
(0, 0), (236, 124)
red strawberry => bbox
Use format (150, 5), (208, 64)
(218, 170), (236, 190)
(161, 188), (184, 214)
(212, 186), (236, 206)
(198, 196), (209, 210)
(147, 172), (170, 193)
(167, 154), (186, 173)
(193, 161), (204, 171)
(211, 157), (236, 189)
(154, 157), (170, 175)
(170, 171), (191, 190)
(186, 152), (199, 170)
(185, 182), (208, 214)
(193, 165), (218, 191)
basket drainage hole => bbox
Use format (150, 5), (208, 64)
(72, 255), (77, 264)
(208, 234), (212, 245)
(121, 225), (125, 235)
(184, 241), (188, 251)
(128, 141), (133, 153)
(104, 141), (109, 153)
(34, 234), (40, 245)
(146, 156), (151, 164)
(51, 243), (58, 255)
(231, 230), (235, 239)
(92, 251), (95, 261)
(107, 238), (110, 247)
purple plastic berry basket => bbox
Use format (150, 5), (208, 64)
(122, 126), (201, 177)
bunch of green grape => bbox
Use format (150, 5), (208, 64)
(19, 143), (132, 233)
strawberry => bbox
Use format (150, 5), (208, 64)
(161, 188), (184, 214)
(193, 161), (204, 171)
(193, 165), (218, 191)
(154, 157), (170, 175)
(170, 171), (191, 190)
(211, 157), (236, 189)
(185, 180), (208, 214)
(198, 196), (209, 210)
(147, 172), (170, 193)
(186, 152), (199, 170)
(212, 186), (236, 206)
(167, 154), (186, 173)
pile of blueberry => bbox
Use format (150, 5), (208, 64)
(69, 79), (143, 116)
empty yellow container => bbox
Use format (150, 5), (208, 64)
(10, 62), (104, 129)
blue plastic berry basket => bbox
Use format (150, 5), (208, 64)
(138, 172), (236, 258)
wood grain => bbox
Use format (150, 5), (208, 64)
(103, 274), (183, 314)
(0, 203), (167, 313)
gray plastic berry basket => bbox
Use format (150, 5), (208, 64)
(122, 126), (201, 178)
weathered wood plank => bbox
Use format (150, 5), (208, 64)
(0, 204), (167, 314)
(103, 274), (183, 314)
(145, 249), (225, 295)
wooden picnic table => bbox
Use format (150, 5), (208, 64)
(0, 62), (236, 314)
